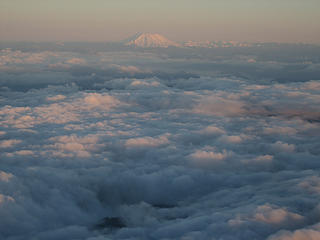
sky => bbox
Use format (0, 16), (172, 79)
(0, 0), (320, 43)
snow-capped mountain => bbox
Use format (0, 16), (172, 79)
(122, 33), (270, 49)
(124, 33), (181, 48)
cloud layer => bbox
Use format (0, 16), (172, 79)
(0, 45), (320, 239)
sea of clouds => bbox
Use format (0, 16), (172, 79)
(0, 45), (320, 240)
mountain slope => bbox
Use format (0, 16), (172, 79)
(124, 33), (181, 48)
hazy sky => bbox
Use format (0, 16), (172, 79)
(1, 0), (319, 43)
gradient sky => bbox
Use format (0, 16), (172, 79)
(1, 0), (319, 43)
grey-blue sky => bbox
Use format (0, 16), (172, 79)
(0, 0), (319, 43)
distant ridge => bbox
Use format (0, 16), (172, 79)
(124, 33), (181, 48)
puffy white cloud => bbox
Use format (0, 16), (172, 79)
(125, 134), (170, 148)
(46, 134), (102, 158)
(219, 134), (249, 144)
(0, 139), (21, 148)
(13, 150), (34, 156)
(253, 204), (304, 225)
(267, 223), (320, 240)
(0, 194), (15, 204)
(272, 141), (295, 153)
(188, 147), (231, 169)
(298, 176), (320, 194)
(0, 49), (58, 65)
(65, 58), (86, 65)
(200, 125), (226, 135)
(190, 149), (228, 161)
(254, 155), (274, 162)
(46, 95), (66, 101)
(111, 64), (143, 74)
(83, 93), (121, 109)
(192, 95), (246, 117)
(0, 171), (13, 182)
(263, 126), (297, 135)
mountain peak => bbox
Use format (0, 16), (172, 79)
(124, 33), (180, 48)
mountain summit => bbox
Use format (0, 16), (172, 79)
(124, 33), (180, 48)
